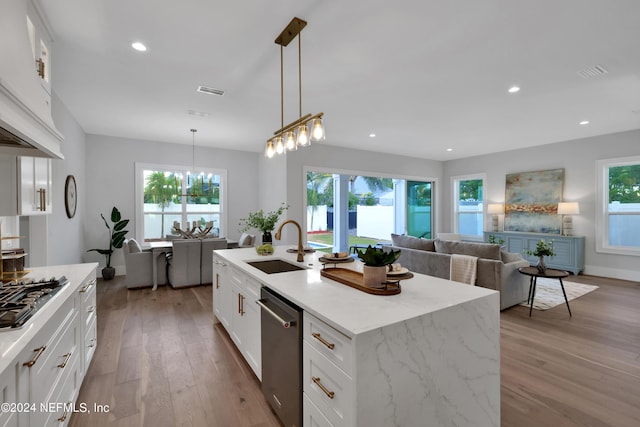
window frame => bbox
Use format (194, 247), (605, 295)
(134, 162), (227, 242)
(451, 173), (486, 241)
(596, 156), (640, 256)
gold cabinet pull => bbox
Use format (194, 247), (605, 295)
(80, 279), (96, 293)
(216, 273), (219, 289)
(238, 293), (242, 314)
(240, 294), (245, 316)
(23, 345), (47, 367)
(87, 305), (96, 313)
(312, 332), (335, 350)
(57, 352), (72, 368)
(312, 376), (335, 399)
(88, 338), (97, 348)
(57, 402), (71, 422)
(36, 58), (45, 78)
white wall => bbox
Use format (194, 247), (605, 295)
(443, 129), (640, 281)
(84, 135), (260, 273)
(47, 91), (87, 266)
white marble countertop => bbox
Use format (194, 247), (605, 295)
(215, 247), (498, 337)
(0, 263), (98, 373)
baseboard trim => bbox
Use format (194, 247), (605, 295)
(583, 265), (639, 282)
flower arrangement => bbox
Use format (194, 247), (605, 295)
(524, 239), (555, 257)
(239, 203), (289, 233)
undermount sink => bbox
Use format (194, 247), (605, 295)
(246, 259), (307, 274)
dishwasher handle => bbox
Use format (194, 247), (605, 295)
(256, 299), (295, 328)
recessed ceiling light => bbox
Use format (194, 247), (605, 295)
(446, 148), (453, 152)
(508, 86), (520, 93)
(369, 133), (376, 138)
(187, 110), (210, 118)
(579, 120), (590, 125)
(131, 42), (147, 52)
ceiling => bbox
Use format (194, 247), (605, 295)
(38, 0), (640, 161)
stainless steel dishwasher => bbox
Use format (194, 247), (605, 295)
(257, 286), (303, 427)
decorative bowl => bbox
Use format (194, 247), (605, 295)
(255, 243), (274, 256)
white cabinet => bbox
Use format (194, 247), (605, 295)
(26, 0), (53, 112)
(212, 254), (232, 330)
(18, 156), (52, 215)
(0, 155), (52, 216)
(78, 276), (97, 375)
(214, 258), (262, 380)
(0, 363), (18, 427)
(303, 312), (354, 427)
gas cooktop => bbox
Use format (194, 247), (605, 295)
(0, 277), (69, 330)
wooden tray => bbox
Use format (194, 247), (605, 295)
(320, 267), (409, 295)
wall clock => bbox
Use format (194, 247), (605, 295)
(65, 175), (77, 218)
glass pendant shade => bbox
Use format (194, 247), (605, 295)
(282, 132), (294, 152)
(310, 117), (325, 141)
(265, 140), (275, 158)
(275, 136), (285, 154)
(296, 124), (309, 146)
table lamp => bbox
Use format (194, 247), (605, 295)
(558, 202), (580, 236)
(487, 203), (504, 232)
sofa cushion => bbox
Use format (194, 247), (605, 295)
(390, 234), (435, 251)
(128, 239), (142, 253)
(434, 239), (502, 260)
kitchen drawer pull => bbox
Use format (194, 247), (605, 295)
(58, 352), (72, 368)
(87, 305), (96, 313)
(256, 299), (294, 328)
(240, 294), (245, 316)
(311, 332), (336, 350)
(88, 338), (97, 348)
(312, 376), (335, 399)
(215, 273), (220, 289)
(80, 279), (96, 293)
(57, 402), (72, 422)
(23, 345), (47, 367)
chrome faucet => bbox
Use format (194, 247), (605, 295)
(275, 219), (304, 262)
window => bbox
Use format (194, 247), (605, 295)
(305, 168), (434, 252)
(452, 175), (485, 239)
(135, 163), (226, 241)
(596, 157), (640, 255)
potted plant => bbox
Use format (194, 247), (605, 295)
(524, 239), (555, 273)
(356, 245), (402, 287)
(87, 206), (129, 280)
(239, 203), (288, 244)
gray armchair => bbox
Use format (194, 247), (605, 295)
(167, 239), (202, 288)
(123, 239), (167, 289)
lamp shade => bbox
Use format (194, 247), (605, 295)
(487, 203), (504, 214)
(557, 202), (580, 215)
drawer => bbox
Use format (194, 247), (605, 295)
(28, 310), (79, 406)
(303, 341), (353, 427)
(244, 276), (262, 302)
(78, 278), (97, 306)
(34, 349), (81, 427)
(304, 312), (353, 375)
(84, 315), (97, 372)
(303, 393), (335, 427)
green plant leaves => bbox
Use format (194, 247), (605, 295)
(356, 245), (401, 266)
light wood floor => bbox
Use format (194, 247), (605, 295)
(70, 274), (640, 427)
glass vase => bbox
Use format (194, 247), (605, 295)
(536, 256), (547, 273)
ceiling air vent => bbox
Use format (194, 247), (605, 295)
(197, 85), (225, 96)
(577, 65), (608, 79)
(187, 110), (210, 117)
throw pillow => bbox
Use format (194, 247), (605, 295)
(390, 234), (435, 251)
(128, 239), (142, 253)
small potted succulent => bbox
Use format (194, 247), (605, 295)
(356, 245), (402, 287)
(524, 239), (555, 273)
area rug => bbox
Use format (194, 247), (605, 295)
(519, 278), (599, 310)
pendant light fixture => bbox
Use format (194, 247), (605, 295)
(265, 17), (325, 158)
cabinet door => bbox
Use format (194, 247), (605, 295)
(242, 277), (262, 380)
(213, 256), (232, 330)
(18, 156), (52, 215)
(0, 364), (18, 427)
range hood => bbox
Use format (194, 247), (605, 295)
(0, 0), (64, 159)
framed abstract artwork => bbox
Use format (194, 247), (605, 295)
(504, 168), (564, 233)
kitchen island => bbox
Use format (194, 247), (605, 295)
(213, 247), (499, 427)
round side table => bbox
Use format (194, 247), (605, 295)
(517, 267), (571, 317)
